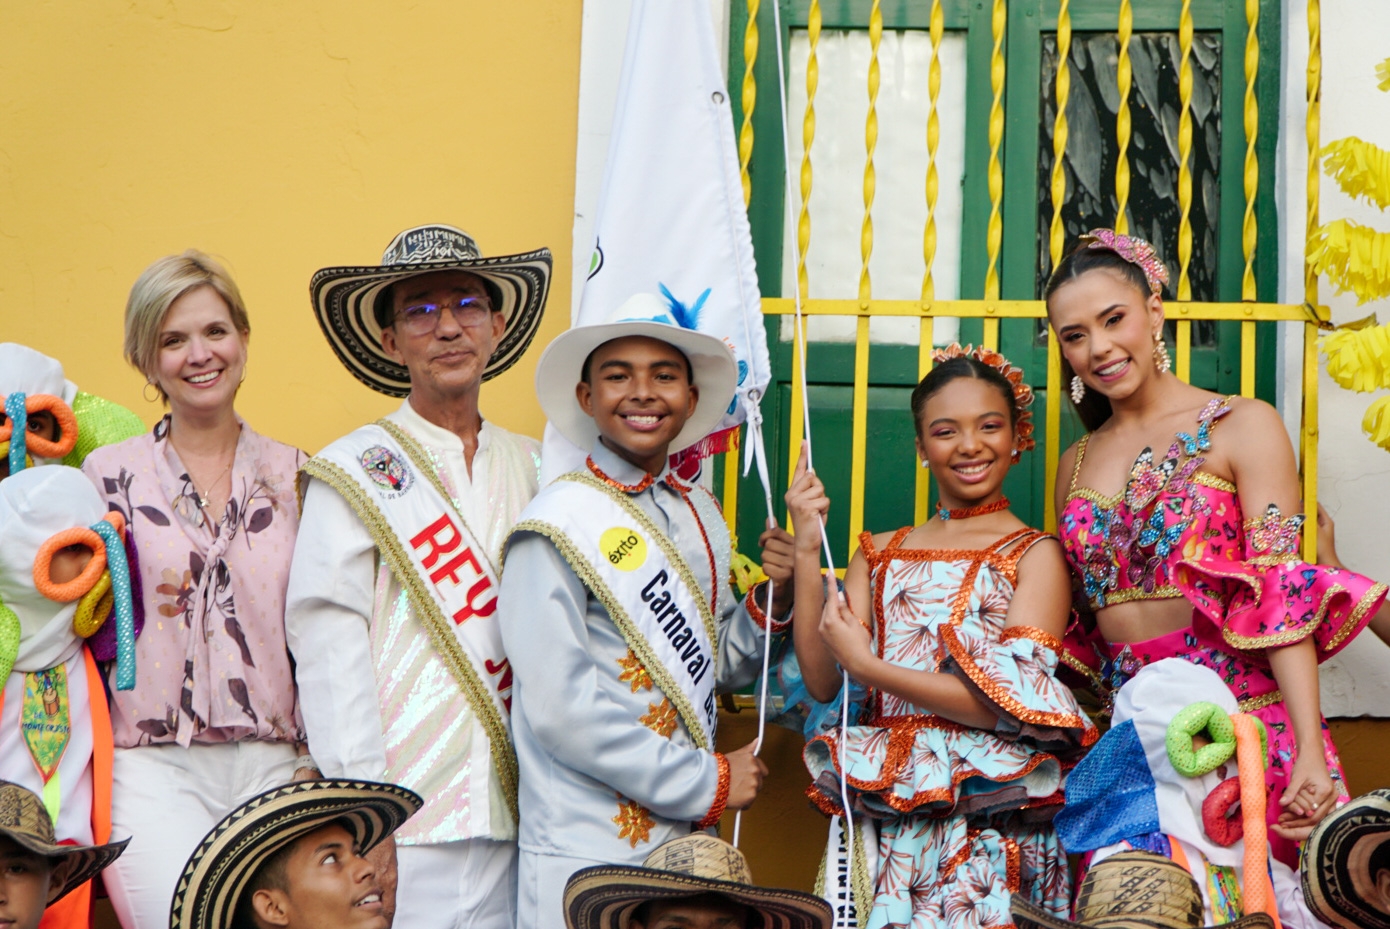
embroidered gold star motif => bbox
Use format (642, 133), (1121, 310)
(612, 798), (655, 847)
(640, 698), (678, 738)
(616, 650), (653, 692)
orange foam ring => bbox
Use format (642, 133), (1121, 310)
(32, 512), (126, 603)
(1232, 712), (1281, 927)
(0, 394), (78, 459)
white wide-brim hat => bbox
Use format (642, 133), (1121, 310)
(535, 293), (738, 454)
(310, 224), (552, 396)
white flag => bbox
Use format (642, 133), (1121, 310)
(542, 0), (769, 483)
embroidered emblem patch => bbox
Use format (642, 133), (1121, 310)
(600, 526), (647, 572)
(640, 698), (678, 738)
(617, 650), (653, 692)
(613, 797), (654, 847)
(360, 446), (413, 495)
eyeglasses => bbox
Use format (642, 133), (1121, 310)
(393, 296), (493, 334)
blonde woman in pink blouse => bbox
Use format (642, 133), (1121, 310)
(82, 251), (313, 929)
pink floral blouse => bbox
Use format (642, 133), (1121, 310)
(83, 416), (305, 749)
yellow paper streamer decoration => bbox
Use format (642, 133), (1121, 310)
(1377, 56), (1390, 92)
(1307, 219), (1390, 305)
(1323, 137), (1390, 211)
(1321, 324), (1390, 392)
(1363, 396), (1390, 451)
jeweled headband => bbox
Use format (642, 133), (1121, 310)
(1079, 228), (1170, 297)
(929, 343), (1036, 452)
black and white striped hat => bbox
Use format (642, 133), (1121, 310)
(310, 224), (552, 396)
(169, 779), (421, 929)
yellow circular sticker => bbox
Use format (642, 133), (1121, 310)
(600, 526), (647, 572)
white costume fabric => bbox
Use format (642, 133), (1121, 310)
(0, 343), (77, 467)
(0, 467), (99, 842)
(1085, 660), (1323, 929)
(499, 443), (779, 929)
(285, 399), (540, 929)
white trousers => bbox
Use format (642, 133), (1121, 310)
(516, 850), (607, 929)
(396, 838), (517, 929)
(105, 741), (298, 929)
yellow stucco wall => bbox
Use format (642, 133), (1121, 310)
(0, 1), (580, 453)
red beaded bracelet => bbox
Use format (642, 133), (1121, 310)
(696, 752), (731, 829)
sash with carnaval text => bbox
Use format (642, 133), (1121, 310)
(302, 420), (518, 819)
(508, 471), (722, 747)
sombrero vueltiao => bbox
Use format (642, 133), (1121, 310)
(534, 293), (738, 455)
(311, 224), (552, 396)
(0, 780), (128, 903)
(564, 833), (831, 929)
(1011, 850), (1273, 929)
(1302, 788), (1390, 929)
(169, 780), (421, 929)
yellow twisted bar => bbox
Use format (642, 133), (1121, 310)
(1240, 0), (1260, 398)
(1044, 0), (1071, 530)
(1174, 0), (1194, 383)
(1114, 0), (1133, 234)
(1302, 0), (1322, 561)
(983, 0), (1006, 349)
(726, 0), (760, 533)
(850, 0), (882, 554)
(917, 0), (944, 526)
(1048, 0), (1071, 271)
(787, 0), (821, 492)
(1242, 0), (1259, 302)
(923, 0), (943, 303)
(738, 0), (758, 206)
(859, 0), (881, 302)
(911, 0), (945, 528)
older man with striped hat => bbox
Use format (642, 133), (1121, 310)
(285, 225), (551, 929)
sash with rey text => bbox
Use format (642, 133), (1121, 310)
(509, 471), (724, 748)
(302, 420), (518, 819)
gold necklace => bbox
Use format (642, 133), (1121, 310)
(187, 459), (233, 510)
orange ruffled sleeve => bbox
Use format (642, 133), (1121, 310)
(938, 624), (1098, 757)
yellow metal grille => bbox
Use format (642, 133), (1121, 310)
(728, 0), (1329, 561)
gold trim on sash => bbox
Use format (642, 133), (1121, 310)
(508, 516), (713, 751)
(558, 471), (719, 650)
(300, 457), (519, 822)
(377, 418), (502, 578)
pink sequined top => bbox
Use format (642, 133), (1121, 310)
(1058, 396), (1385, 663)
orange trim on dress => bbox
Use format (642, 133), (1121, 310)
(938, 624), (1097, 741)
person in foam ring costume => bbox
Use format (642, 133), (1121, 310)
(1053, 658), (1325, 928)
(0, 466), (137, 929)
(0, 343), (147, 480)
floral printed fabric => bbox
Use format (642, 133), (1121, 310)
(804, 529), (1093, 926)
(1059, 398), (1237, 611)
(83, 417), (305, 748)
(870, 818), (1069, 929)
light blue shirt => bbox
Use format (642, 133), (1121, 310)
(499, 442), (773, 862)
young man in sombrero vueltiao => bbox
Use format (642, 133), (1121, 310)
(499, 293), (796, 929)
(285, 225), (551, 929)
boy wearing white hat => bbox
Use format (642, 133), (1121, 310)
(499, 293), (797, 929)
(0, 467), (137, 929)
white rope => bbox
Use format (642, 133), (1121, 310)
(767, 5), (855, 926)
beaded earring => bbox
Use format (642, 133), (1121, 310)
(1154, 336), (1172, 373)
(1070, 376), (1086, 404)
(921, 459), (929, 469)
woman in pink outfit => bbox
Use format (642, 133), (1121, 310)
(83, 251), (313, 929)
